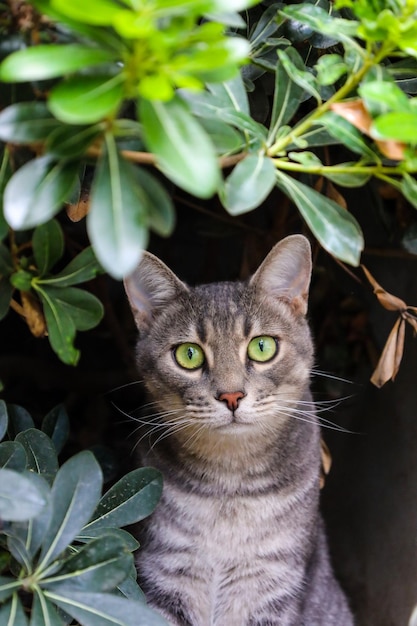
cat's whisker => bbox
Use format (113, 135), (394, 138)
(311, 369), (354, 385)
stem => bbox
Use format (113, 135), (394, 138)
(274, 159), (408, 178)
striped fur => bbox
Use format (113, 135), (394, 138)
(124, 235), (353, 626)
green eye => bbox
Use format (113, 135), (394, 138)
(174, 343), (205, 370)
(247, 336), (278, 363)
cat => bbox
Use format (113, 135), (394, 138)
(124, 234), (354, 626)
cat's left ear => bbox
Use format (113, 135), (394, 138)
(250, 235), (312, 315)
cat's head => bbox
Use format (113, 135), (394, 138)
(124, 235), (314, 445)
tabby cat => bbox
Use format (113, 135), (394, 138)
(124, 235), (353, 626)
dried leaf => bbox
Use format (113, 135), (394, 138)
(362, 265), (407, 311)
(320, 438), (332, 489)
(21, 291), (47, 337)
(404, 311), (417, 334)
(375, 139), (406, 160)
(371, 317), (405, 388)
(330, 100), (372, 134)
(66, 195), (90, 222)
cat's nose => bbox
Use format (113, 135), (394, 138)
(218, 391), (245, 412)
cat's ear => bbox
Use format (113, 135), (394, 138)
(124, 252), (188, 331)
(250, 235), (312, 315)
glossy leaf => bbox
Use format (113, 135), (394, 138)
(38, 247), (103, 287)
(401, 173), (417, 210)
(278, 48), (321, 104)
(49, 75), (124, 124)
(4, 156), (79, 230)
(219, 109), (267, 140)
(0, 102), (63, 143)
(0, 579), (21, 604)
(0, 441), (27, 471)
(199, 118), (243, 155)
(117, 575), (146, 602)
(35, 285), (79, 366)
(50, 0), (125, 25)
(0, 399), (7, 441)
(316, 54), (347, 86)
(372, 111), (417, 143)
(323, 166), (371, 188)
(140, 95), (220, 198)
(45, 590), (168, 626)
(33, 219), (64, 276)
(359, 80), (411, 116)
(87, 135), (149, 278)
(7, 404), (35, 439)
(15, 429), (59, 484)
(133, 168), (175, 238)
(0, 594), (28, 626)
(41, 404), (70, 455)
(275, 171), (364, 266)
(0, 468), (48, 521)
(319, 112), (377, 159)
(31, 590), (63, 626)
(85, 467), (163, 534)
(0, 44), (118, 82)
(207, 75), (249, 115)
(11, 475), (53, 559)
(39, 285), (104, 331)
(39, 451), (103, 569)
(45, 534), (132, 592)
(221, 154), (276, 215)
(281, 5), (358, 43)
(46, 124), (104, 158)
(268, 54), (304, 144)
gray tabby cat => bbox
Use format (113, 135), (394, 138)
(124, 234), (353, 626)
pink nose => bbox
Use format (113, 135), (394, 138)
(218, 391), (245, 412)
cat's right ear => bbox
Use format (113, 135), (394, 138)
(124, 252), (188, 332)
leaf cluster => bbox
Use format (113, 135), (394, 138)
(0, 401), (166, 626)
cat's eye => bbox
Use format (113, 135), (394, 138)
(247, 336), (278, 363)
(174, 343), (205, 370)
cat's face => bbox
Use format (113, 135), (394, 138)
(125, 235), (313, 443)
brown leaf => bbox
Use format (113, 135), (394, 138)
(404, 311), (417, 334)
(320, 438), (332, 489)
(370, 317), (405, 387)
(361, 265), (407, 311)
(66, 196), (90, 222)
(21, 291), (47, 338)
(330, 100), (372, 134)
(375, 139), (406, 161)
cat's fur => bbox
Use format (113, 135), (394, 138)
(124, 235), (353, 626)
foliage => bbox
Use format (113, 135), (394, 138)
(0, 0), (417, 367)
(0, 400), (166, 625)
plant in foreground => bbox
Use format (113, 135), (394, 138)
(0, 401), (166, 625)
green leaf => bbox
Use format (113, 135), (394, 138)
(132, 168), (175, 238)
(199, 117), (243, 155)
(87, 134), (149, 278)
(0, 399), (7, 441)
(38, 451), (103, 569)
(268, 55), (304, 144)
(4, 156), (79, 230)
(39, 247), (103, 287)
(275, 171), (364, 266)
(0, 102), (64, 143)
(50, 0), (124, 25)
(359, 79), (411, 116)
(39, 285), (104, 331)
(31, 589), (63, 626)
(207, 75), (249, 115)
(218, 109), (267, 141)
(401, 173), (417, 209)
(10, 269), (33, 291)
(221, 154), (276, 216)
(85, 467), (162, 534)
(15, 429), (59, 484)
(41, 404), (70, 455)
(140, 95), (220, 198)
(316, 54), (347, 86)
(0, 441), (27, 471)
(281, 5), (359, 43)
(277, 48), (321, 104)
(319, 112), (378, 159)
(372, 111), (417, 143)
(7, 404), (35, 439)
(44, 590), (168, 626)
(117, 575), (146, 602)
(0, 242), (13, 275)
(0, 468), (48, 521)
(0, 579), (22, 604)
(45, 534), (132, 592)
(33, 219), (64, 276)
(49, 75), (124, 125)
(0, 44), (118, 82)
(0, 593), (28, 625)
(35, 285), (79, 365)
(46, 124), (104, 158)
